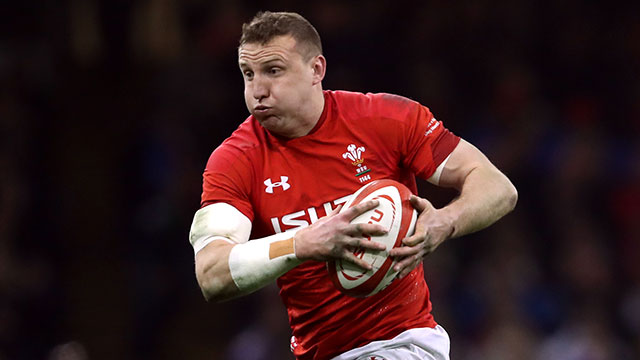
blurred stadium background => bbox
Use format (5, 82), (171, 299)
(1, 1), (639, 359)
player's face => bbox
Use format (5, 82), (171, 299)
(239, 35), (322, 136)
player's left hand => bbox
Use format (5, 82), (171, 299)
(388, 195), (454, 279)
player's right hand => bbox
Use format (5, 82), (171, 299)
(293, 200), (388, 270)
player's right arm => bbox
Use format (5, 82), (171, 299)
(190, 201), (387, 302)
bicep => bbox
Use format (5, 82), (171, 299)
(437, 139), (498, 190)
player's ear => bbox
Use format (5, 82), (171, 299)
(311, 55), (326, 85)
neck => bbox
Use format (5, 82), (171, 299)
(283, 88), (325, 138)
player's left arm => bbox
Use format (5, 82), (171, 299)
(389, 139), (518, 278)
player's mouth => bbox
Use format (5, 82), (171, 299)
(253, 105), (272, 115)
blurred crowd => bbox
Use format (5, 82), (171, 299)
(1, 1), (639, 359)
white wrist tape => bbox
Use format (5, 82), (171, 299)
(228, 230), (301, 293)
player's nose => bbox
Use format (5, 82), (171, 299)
(251, 75), (270, 100)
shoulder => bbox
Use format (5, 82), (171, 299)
(206, 116), (263, 171)
(327, 90), (423, 121)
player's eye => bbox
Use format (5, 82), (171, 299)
(243, 70), (254, 80)
(269, 67), (282, 75)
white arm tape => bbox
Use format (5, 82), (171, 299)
(189, 202), (302, 293)
(228, 229), (301, 293)
(427, 153), (452, 185)
(189, 203), (252, 255)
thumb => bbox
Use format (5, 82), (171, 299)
(410, 195), (434, 213)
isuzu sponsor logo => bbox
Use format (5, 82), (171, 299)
(270, 194), (352, 233)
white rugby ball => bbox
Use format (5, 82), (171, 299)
(327, 179), (418, 297)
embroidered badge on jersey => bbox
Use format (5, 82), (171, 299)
(342, 143), (372, 183)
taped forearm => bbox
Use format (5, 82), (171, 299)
(190, 202), (303, 299)
(228, 230), (302, 294)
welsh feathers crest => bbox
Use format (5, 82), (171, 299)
(343, 144), (366, 165)
(342, 143), (371, 183)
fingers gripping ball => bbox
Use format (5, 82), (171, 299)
(327, 179), (417, 297)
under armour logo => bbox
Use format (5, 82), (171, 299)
(264, 176), (290, 194)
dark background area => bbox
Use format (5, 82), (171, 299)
(1, 1), (639, 359)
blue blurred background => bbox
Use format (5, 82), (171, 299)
(1, 1), (639, 359)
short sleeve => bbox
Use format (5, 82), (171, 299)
(201, 145), (254, 221)
(401, 103), (460, 180)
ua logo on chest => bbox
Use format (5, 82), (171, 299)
(264, 176), (290, 194)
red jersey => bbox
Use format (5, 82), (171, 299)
(201, 90), (460, 359)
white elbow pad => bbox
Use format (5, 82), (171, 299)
(189, 203), (252, 254)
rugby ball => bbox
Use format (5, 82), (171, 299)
(327, 179), (418, 297)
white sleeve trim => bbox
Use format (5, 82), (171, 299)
(189, 203), (252, 255)
(427, 153), (452, 185)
